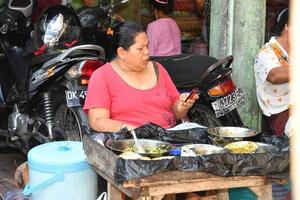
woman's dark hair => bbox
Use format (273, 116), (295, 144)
(271, 8), (289, 36)
(111, 21), (144, 57)
(149, 0), (174, 14)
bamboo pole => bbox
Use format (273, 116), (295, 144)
(290, 0), (300, 199)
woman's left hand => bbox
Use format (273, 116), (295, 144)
(173, 92), (199, 120)
(178, 92), (199, 110)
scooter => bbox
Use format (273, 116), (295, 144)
(0, 2), (105, 153)
(151, 54), (244, 127)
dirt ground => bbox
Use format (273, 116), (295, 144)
(0, 146), (26, 198)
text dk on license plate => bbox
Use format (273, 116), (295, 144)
(65, 90), (87, 107)
(211, 88), (244, 118)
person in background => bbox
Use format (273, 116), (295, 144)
(254, 8), (290, 136)
(83, 21), (198, 132)
(146, 0), (181, 56)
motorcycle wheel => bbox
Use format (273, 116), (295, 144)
(188, 104), (223, 127)
(53, 103), (87, 141)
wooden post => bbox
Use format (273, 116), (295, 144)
(249, 184), (272, 200)
(217, 189), (229, 200)
(108, 183), (123, 200)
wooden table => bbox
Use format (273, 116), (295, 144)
(83, 135), (272, 200)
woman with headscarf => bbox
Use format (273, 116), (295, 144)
(146, 0), (181, 56)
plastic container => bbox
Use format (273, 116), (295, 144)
(23, 141), (97, 200)
(169, 148), (181, 156)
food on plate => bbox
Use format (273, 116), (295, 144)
(140, 156), (151, 160)
(224, 141), (258, 154)
(119, 152), (143, 159)
(124, 144), (171, 154)
(106, 139), (174, 158)
(119, 152), (151, 160)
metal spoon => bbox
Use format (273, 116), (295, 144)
(130, 130), (145, 153)
(207, 135), (222, 147)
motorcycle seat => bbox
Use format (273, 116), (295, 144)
(29, 50), (99, 68)
(150, 54), (218, 88)
(29, 52), (61, 68)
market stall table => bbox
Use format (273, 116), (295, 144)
(83, 135), (272, 200)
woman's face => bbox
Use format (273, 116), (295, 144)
(122, 32), (150, 71)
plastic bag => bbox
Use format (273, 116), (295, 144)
(96, 192), (107, 200)
(112, 131), (289, 184)
(91, 123), (208, 145)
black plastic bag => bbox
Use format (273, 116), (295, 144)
(91, 123), (208, 145)
(112, 133), (289, 184)
(114, 158), (176, 184)
(175, 151), (289, 178)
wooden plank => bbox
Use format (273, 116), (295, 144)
(249, 183), (272, 200)
(139, 178), (268, 196)
(123, 171), (268, 188)
(135, 195), (164, 200)
(217, 189), (229, 200)
(164, 194), (176, 200)
(108, 183), (123, 200)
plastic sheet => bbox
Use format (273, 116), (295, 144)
(91, 124), (289, 184)
(91, 123), (208, 145)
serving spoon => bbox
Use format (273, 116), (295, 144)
(130, 130), (145, 153)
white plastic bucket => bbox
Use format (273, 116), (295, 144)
(23, 141), (97, 200)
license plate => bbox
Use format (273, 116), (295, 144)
(65, 90), (87, 107)
(211, 88), (244, 118)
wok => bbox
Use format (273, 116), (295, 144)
(105, 139), (174, 158)
(206, 127), (259, 146)
(207, 127), (258, 138)
(181, 144), (228, 155)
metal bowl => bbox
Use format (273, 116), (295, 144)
(181, 144), (228, 155)
(105, 139), (174, 158)
(207, 127), (258, 138)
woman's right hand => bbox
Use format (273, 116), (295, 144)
(88, 108), (137, 132)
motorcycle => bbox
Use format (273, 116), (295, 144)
(0, 2), (105, 153)
(151, 54), (244, 127)
(75, 1), (244, 128)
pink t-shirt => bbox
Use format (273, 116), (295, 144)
(147, 18), (181, 56)
(83, 62), (180, 128)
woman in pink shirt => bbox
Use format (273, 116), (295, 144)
(147, 0), (181, 56)
(83, 21), (198, 132)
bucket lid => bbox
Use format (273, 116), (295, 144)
(28, 141), (90, 173)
